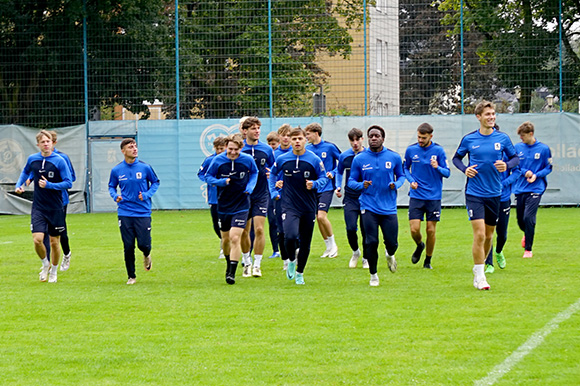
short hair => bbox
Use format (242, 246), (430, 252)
(277, 123), (292, 136)
(266, 131), (280, 143)
(48, 130), (58, 142)
(517, 121), (535, 135)
(304, 122), (322, 135)
(120, 138), (136, 150)
(348, 128), (363, 141)
(289, 127), (306, 138)
(225, 133), (244, 149)
(474, 100), (495, 116)
(241, 116), (261, 131)
(36, 130), (53, 143)
(367, 125), (385, 139)
(213, 136), (227, 148)
(417, 123), (433, 135)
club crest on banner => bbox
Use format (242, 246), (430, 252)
(200, 123), (240, 156)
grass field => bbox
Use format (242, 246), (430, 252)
(1, 207), (579, 385)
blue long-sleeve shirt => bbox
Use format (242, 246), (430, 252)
(205, 152), (258, 215)
(269, 150), (328, 215)
(348, 147), (405, 215)
(404, 142), (450, 200)
(26, 148), (76, 206)
(242, 140), (275, 200)
(513, 140), (553, 195)
(16, 151), (73, 211)
(198, 152), (218, 205)
(336, 147), (364, 201)
(306, 140), (341, 192)
(108, 158), (160, 217)
(453, 129), (518, 198)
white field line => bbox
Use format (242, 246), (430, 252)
(475, 297), (580, 386)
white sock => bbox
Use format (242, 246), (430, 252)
(254, 254), (263, 267)
(50, 264), (58, 273)
(41, 257), (50, 267)
(474, 264), (485, 280)
(328, 235), (336, 247)
(242, 252), (251, 266)
(370, 273), (379, 280)
(353, 249), (361, 256)
(324, 238), (330, 250)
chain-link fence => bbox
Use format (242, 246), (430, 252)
(1, 0), (579, 128)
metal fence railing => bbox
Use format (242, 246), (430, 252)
(1, 0), (579, 128)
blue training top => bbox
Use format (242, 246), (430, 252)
(269, 150), (328, 215)
(108, 158), (160, 217)
(348, 147), (405, 215)
(513, 140), (553, 195)
(26, 147), (76, 206)
(205, 152), (258, 215)
(198, 152), (218, 205)
(306, 140), (341, 192)
(403, 142), (450, 200)
(16, 151), (73, 211)
(453, 129), (518, 198)
(336, 147), (364, 202)
(242, 140), (275, 200)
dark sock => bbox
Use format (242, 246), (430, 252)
(228, 261), (238, 277)
(412, 242), (425, 264)
(424, 255), (432, 265)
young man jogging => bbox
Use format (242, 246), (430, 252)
(108, 138), (160, 285)
(452, 101), (519, 290)
(403, 123), (450, 269)
(348, 125), (405, 287)
(15, 130), (72, 283)
(272, 123), (293, 270)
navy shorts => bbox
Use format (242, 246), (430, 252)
(317, 191), (334, 212)
(408, 198), (441, 222)
(31, 207), (66, 236)
(248, 195), (268, 218)
(465, 194), (500, 226)
(219, 211), (249, 232)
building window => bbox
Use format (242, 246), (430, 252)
(383, 41), (388, 76)
(376, 102), (383, 116)
(376, 39), (383, 74)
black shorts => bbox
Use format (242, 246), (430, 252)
(219, 211), (249, 232)
(408, 198), (441, 222)
(248, 195), (268, 218)
(31, 207), (65, 236)
(317, 191), (334, 212)
(465, 194), (500, 226)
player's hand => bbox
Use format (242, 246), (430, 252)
(274, 194), (280, 201)
(389, 182), (396, 190)
(410, 182), (418, 190)
(326, 171), (334, 179)
(363, 180), (372, 189)
(15, 186), (24, 194)
(465, 165), (478, 178)
(116, 195), (123, 202)
(525, 170), (533, 178)
(138, 191), (143, 201)
(335, 188), (342, 198)
(275, 180), (284, 189)
(38, 176), (47, 188)
(494, 160), (507, 172)
(430, 159), (439, 168)
(226, 178), (231, 185)
(265, 167), (270, 180)
(25, 179), (31, 186)
(527, 174), (537, 183)
(306, 180), (314, 190)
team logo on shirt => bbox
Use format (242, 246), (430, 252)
(534, 153), (540, 159)
(240, 172), (245, 178)
(261, 158), (266, 166)
(136, 172), (142, 179)
(494, 143), (501, 150)
(321, 152), (327, 158)
(430, 155), (437, 161)
(304, 171), (310, 178)
(385, 162), (392, 169)
(413, 155), (419, 160)
(48, 171), (54, 178)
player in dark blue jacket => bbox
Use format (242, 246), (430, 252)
(348, 126), (405, 287)
(335, 128), (368, 269)
(513, 121), (553, 258)
(272, 124), (293, 270)
(269, 128), (328, 285)
(15, 130), (73, 283)
(109, 138), (160, 285)
(403, 123), (450, 269)
(452, 101), (519, 290)
(305, 123), (341, 258)
(198, 136), (227, 259)
(206, 134), (258, 285)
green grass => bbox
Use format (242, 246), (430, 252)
(1, 207), (579, 385)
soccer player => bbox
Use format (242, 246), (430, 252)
(335, 128), (368, 269)
(348, 125), (405, 287)
(513, 121), (552, 258)
(197, 136), (227, 259)
(266, 131), (281, 259)
(452, 101), (519, 290)
(272, 123), (293, 270)
(403, 123), (450, 269)
(269, 127), (328, 285)
(205, 134), (258, 285)
(108, 138), (160, 285)
(239, 117), (276, 278)
(15, 130), (72, 283)
(304, 123), (341, 258)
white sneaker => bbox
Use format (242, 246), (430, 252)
(143, 255), (152, 271)
(48, 271), (57, 283)
(39, 265), (50, 282)
(218, 249), (225, 259)
(60, 252), (71, 271)
(386, 254), (397, 273)
(127, 278), (137, 285)
(327, 244), (338, 258)
(243, 264), (252, 277)
(252, 266), (262, 277)
(474, 278), (491, 290)
(349, 250), (361, 268)
(320, 248), (330, 258)
(370, 274), (380, 287)
(362, 258), (369, 269)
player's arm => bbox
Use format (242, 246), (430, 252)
(44, 160), (72, 190)
(503, 167), (520, 188)
(197, 157), (211, 183)
(268, 162), (281, 200)
(390, 158), (406, 190)
(402, 153), (416, 188)
(140, 167), (160, 200)
(108, 169), (121, 201)
(347, 159), (364, 191)
(205, 159), (229, 187)
(535, 149), (553, 178)
(436, 151), (451, 178)
(15, 161), (31, 193)
(245, 158), (259, 194)
(311, 157), (329, 191)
